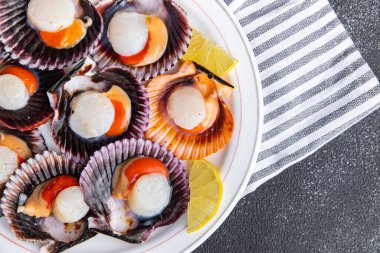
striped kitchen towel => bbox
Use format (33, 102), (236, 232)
(224, 0), (380, 195)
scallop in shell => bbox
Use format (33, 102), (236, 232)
(0, 151), (95, 253)
(48, 58), (150, 164)
(0, 124), (46, 215)
(0, 0), (103, 70)
(80, 138), (189, 243)
(92, 0), (191, 81)
(0, 64), (63, 131)
(146, 61), (235, 160)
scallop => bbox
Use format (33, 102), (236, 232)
(0, 0), (103, 70)
(48, 58), (150, 164)
(0, 65), (63, 131)
(80, 138), (189, 243)
(0, 124), (46, 216)
(92, 0), (192, 81)
(145, 61), (235, 160)
(0, 151), (95, 253)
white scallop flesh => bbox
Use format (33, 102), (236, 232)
(167, 86), (207, 130)
(0, 74), (30, 111)
(107, 196), (138, 234)
(53, 186), (90, 223)
(129, 173), (171, 218)
(41, 215), (86, 243)
(108, 12), (149, 57)
(0, 146), (18, 184)
(27, 0), (75, 32)
(69, 91), (115, 139)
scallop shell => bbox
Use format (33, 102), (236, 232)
(92, 0), (192, 81)
(0, 43), (11, 64)
(0, 124), (46, 216)
(49, 58), (150, 164)
(0, 0), (103, 70)
(0, 65), (64, 131)
(146, 61), (235, 160)
(80, 138), (189, 243)
(0, 151), (96, 253)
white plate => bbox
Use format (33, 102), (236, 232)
(0, 0), (263, 252)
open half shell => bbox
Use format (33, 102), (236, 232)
(0, 65), (63, 131)
(0, 124), (46, 215)
(0, 0), (103, 70)
(146, 61), (235, 160)
(92, 0), (191, 81)
(80, 138), (189, 243)
(48, 58), (150, 164)
(0, 151), (95, 253)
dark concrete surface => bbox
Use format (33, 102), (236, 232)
(196, 0), (380, 252)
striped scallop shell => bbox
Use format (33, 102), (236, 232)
(146, 61), (235, 160)
(0, 0), (103, 70)
(80, 138), (189, 243)
(0, 151), (95, 253)
(0, 125), (46, 215)
(49, 59), (150, 164)
(92, 0), (192, 81)
(0, 66), (64, 131)
(0, 43), (11, 64)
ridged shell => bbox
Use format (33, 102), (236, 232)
(80, 138), (189, 243)
(92, 0), (192, 81)
(0, 66), (64, 131)
(0, 43), (11, 64)
(0, 0), (103, 70)
(0, 151), (96, 253)
(0, 124), (46, 216)
(49, 59), (150, 164)
(146, 61), (235, 160)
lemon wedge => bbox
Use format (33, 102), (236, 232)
(187, 159), (223, 233)
(183, 29), (238, 76)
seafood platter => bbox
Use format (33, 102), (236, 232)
(0, 0), (262, 252)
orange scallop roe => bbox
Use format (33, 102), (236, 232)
(0, 66), (38, 94)
(105, 86), (132, 137)
(39, 19), (86, 49)
(123, 157), (168, 190)
(106, 99), (128, 137)
(119, 33), (151, 66)
(41, 175), (79, 208)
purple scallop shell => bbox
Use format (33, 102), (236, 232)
(0, 151), (96, 253)
(0, 0), (103, 70)
(0, 43), (11, 64)
(80, 138), (189, 243)
(92, 0), (192, 81)
(0, 65), (64, 131)
(0, 124), (46, 216)
(49, 59), (150, 164)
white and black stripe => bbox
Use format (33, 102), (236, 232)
(223, 0), (380, 195)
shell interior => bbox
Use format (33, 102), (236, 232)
(0, 125), (46, 216)
(92, 0), (192, 81)
(80, 138), (189, 243)
(0, 151), (95, 253)
(146, 61), (235, 160)
(0, 0), (103, 70)
(0, 65), (63, 131)
(48, 58), (150, 164)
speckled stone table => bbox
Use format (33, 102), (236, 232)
(195, 0), (380, 252)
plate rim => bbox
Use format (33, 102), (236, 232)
(0, 0), (264, 252)
(183, 0), (263, 252)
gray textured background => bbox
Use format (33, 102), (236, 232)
(196, 0), (380, 252)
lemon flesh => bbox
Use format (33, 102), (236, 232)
(187, 159), (223, 233)
(183, 29), (238, 76)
